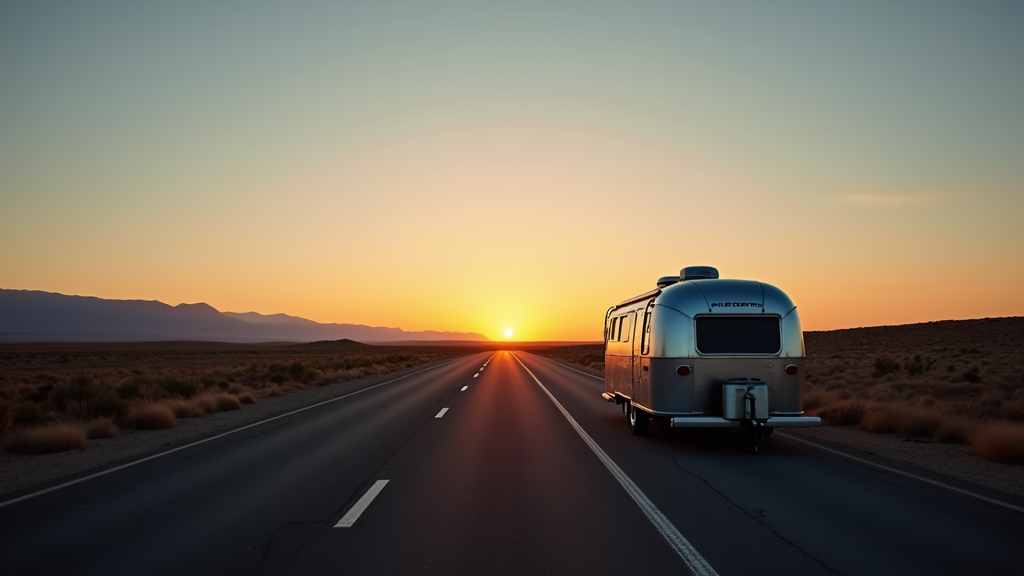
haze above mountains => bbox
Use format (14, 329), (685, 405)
(0, 289), (488, 343)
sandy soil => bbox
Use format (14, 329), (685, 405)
(3, 359), (1022, 502)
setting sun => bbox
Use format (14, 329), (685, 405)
(504, 328), (514, 338)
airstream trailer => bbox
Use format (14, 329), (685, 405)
(601, 266), (820, 452)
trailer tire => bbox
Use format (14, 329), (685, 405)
(627, 403), (650, 436)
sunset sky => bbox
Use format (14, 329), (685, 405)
(2, 1), (1022, 341)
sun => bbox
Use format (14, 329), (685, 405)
(504, 328), (514, 338)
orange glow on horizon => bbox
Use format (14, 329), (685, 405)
(2, 4), (1023, 343)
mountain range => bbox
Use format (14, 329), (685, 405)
(0, 289), (489, 343)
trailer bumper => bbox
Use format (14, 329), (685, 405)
(669, 416), (821, 428)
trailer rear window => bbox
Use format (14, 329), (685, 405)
(695, 316), (781, 354)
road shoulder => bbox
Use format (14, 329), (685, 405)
(782, 426), (1024, 500)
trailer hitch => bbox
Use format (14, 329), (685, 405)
(743, 386), (769, 455)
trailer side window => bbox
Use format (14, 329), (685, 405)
(607, 314), (634, 343)
(641, 308), (652, 355)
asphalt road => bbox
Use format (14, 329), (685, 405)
(1, 351), (1021, 575)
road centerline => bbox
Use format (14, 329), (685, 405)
(511, 353), (719, 576)
(435, 408), (449, 418)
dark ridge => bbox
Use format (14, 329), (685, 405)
(0, 289), (489, 343)
(805, 316), (1024, 354)
(290, 339), (371, 349)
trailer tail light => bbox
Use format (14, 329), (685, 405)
(677, 365), (692, 376)
(785, 365), (798, 375)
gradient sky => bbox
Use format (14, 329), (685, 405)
(2, 1), (1022, 341)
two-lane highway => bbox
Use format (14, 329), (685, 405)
(1, 351), (1022, 575)
(277, 351), (687, 575)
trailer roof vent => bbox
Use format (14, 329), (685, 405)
(681, 266), (719, 281)
(656, 276), (680, 288)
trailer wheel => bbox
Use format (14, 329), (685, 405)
(627, 403), (650, 436)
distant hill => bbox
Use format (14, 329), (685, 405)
(804, 316), (1024, 357)
(0, 289), (489, 343)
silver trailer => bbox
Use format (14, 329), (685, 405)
(602, 266), (820, 452)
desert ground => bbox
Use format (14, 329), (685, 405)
(2, 319), (1022, 498)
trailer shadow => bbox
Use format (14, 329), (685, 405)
(642, 417), (796, 456)
(594, 411), (807, 457)
(595, 412), (741, 454)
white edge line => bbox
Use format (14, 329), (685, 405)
(334, 479), (390, 528)
(523, 351), (603, 380)
(778, 432), (1024, 515)
(0, 359), (460, 510)
(435, 407), (449, 418)
(526, 352), (1024, 515)
(511, 352), (718, 576)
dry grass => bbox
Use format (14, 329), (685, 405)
(799, 317), (1024, 464)
(126, 403), (176, 430)
(860, 404), (944, 438)
(236, 392), (256, 405)
(972, 423), (1024, 464)
(85, 418), (119, 439)
(192, 393), (241, 413)
(3, 423), (87, 454)
(804, 388), (838, 412)
(213, 394), (241, 412)
(814, 400), (868, 426)
(195, 395), (218, 414)
(934, 417), (976, 444)
(165, 399), (205, 418)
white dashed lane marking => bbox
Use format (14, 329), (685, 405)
(435, 407), (449, 418)
(335, 479), (390, 528)
(461, 386), (468, 391)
